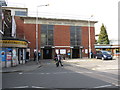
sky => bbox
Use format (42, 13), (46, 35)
(6, 0), (119, 40)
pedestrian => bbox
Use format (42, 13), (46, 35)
(38, 52), (41, 60)
(34, 51), (36, 61)
(56, 54), (63, 67)
(90, 51), (93, 58)
(67, 52), (71, 59)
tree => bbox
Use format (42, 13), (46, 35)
(97, 24), (109, 44)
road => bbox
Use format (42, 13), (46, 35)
(2, 59), (119, 89)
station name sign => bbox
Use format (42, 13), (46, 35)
(0, 40), (28, 48)
(0, 40), (27, 45)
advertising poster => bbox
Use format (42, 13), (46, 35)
(6, 52), (12, 61)
(12, 49), (17, 65)
(60, 49), (66, 54)
(6, 48), (12, 61)
(0, 50), (6, 61)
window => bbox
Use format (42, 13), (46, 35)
(41, 24), (54, 46)
(70, 26), (81, 46)
(15, 11), (27, 16)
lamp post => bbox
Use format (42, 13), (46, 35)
(88, 15), (93, 58)
(36, 4), (49, 64)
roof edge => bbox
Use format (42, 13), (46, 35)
(2, 6), (28, 10)
(20, 16), (98, 23)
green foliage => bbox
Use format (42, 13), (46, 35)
(97, 24), (109, 44)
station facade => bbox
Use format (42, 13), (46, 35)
(15, 16), (97, 59)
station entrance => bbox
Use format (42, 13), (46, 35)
(72, 49), (80, 58)
(43, 48), (52, 59)
(71, 46), (83, 58)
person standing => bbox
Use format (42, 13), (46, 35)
(56, 54), (63, 67)
(38, 51), (41, 60)
(90, 51), (93, 58)
(34, 51), (36, 61)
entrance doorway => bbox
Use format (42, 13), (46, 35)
(43, 48), (52, 59)
(72, 49), (80, 58)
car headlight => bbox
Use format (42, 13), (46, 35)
(103, 55), (107, 58)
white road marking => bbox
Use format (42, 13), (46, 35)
(46, 73), (50, 74)
(93, 85), (112, 88)
(22, 71), (94, 75)
(75, 71), (93, 73)
(41, 73), (45, 74)
(12, 86), (29, 88)
(19, 73), (23, 74)
(32, 86), (45, 88)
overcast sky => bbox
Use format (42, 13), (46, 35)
(6, 0), (119, 40)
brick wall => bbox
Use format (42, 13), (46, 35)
(15, 16), (24, 39)
(54, 25), (70, 46)
(23, 24), (41, 58)
(15, 16), (41, 58)
(90, 27), (96, 54)
(81, 26), (96, 57)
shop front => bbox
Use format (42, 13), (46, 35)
(0, 37), (28, 67)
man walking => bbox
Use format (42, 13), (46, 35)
(56, 54), (63, 67)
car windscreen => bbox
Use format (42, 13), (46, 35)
(102, 51), (110, 54)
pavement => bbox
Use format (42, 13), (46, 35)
(64, 58), (119, 71)
(2, 60), (41, 73)
(1, 57), (119, 73)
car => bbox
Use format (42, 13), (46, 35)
(95, 50), (113, 60)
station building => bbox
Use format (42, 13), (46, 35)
(15, 16), (97, 59)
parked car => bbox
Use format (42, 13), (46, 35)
(95, 51), (113, 60)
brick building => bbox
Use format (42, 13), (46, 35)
(0, 7), (29, 67)
(15, 16), (97, 59)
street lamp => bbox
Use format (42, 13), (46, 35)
(36, 4), (49, 64)
(88, 15), (93, 58)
